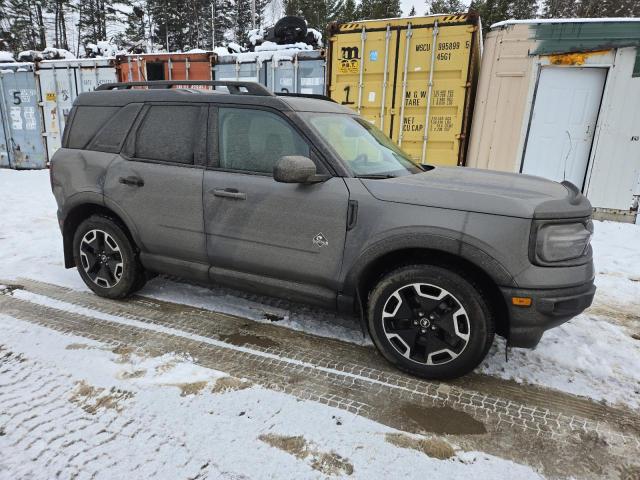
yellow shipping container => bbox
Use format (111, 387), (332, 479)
(327, 14), (481, 166)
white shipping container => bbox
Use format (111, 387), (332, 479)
(467, 20), (640, 218)
(36, 58), (118, 161)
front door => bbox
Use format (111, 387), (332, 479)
(522, 67), (606, 189)
(203, 106), (350, 302)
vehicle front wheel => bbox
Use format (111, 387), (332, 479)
(72, 215), (145, 299)
(367, 265), (495, 379)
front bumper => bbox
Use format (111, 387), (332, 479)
(500, 281), (596, 348)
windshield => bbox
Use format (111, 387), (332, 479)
(303, 113), (423, 177)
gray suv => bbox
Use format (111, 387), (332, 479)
(50, 80), (596, 379)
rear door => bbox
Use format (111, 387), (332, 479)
(203, 106), (350, 300)
(522, 67), (606, 189)
(103, 103), (208, 265)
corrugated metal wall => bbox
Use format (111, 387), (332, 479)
(0, 63), (46, 169)
(327, 14), (481, 166)
(37, 58), (118, 162)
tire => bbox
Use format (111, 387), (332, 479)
(367, 265), (494, 380)
(72, 215), (146, 299)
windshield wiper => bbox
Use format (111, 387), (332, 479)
(355, 174), (396, 179)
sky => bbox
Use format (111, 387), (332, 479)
(402, 0), (425, 15)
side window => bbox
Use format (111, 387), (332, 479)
(67, 106), (119, 149)
(87, 103), (142, 153)
(135, 105), (201, 164)
(218, 107), (309, 174)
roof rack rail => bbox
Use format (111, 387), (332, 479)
(275, 92), (336, 103)
(96, 80), (274, 96)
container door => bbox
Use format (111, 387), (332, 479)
(329, 26), (396, 134)
(267, 58), (294, 93)
(0, 87), (9, 167)
(0, 69), (46, 169)
(392, 24), (473, 166)
(76, 63), (117, 92)
(298, 59), (325, 95)
(522, 67), (606, 189)
(39, 66), (75, 162)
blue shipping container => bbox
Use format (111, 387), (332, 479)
(0, 63), (47, 169)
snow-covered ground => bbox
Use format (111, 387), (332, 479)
(0, 168), (639, 413)
(0, 313), (543, 479)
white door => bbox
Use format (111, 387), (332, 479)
(522, 67), (606, 189)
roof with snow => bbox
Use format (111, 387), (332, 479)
(491, 18), (640, 28)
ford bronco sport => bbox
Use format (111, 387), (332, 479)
(50, 80), (596, 379)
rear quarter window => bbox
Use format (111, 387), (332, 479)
(87, 104), (143, 153)
(66, 106), (119, 149)
(66, 104), (143, 153)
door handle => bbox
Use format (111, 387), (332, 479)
(119, 176), (144, 187)
(213, 188), (247, 200)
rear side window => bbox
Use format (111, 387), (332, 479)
(218, 107), (309, 174)
(87, 104), (142, 153)
(135, 105), (201, 164)
(67, 106), (119, 149)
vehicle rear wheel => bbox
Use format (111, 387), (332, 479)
(73, 215), (145, 299)
(367, 265), (494, 379)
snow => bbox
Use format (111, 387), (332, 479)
(42, 47), (76, 59)
(85, 41), (124, 58)
(18, 50), (41, 61)
(219, 42), (314, 65)
(0, 51), (15, 62)
(248, 27), (265, 45)
(491, 17), (640, 28)
(255, 41), (312, 52)
(0, 62), (34, 73)
(307, 28), (323, 44)
(226, 42), (246, 53)
(0, 313), (543, 479)
(0, 169), (639, 410)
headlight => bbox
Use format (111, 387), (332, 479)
(535, 221), (593, 263)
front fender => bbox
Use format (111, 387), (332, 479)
(341, 227), (517, 298)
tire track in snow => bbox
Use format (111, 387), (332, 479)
(0, 283), (638, 479)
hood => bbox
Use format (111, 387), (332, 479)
(361, 167), (592, 219)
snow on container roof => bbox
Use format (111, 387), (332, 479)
(0, 62), (35, 72)
(216, 42), (317, 65)
(491, 17), (640, 28)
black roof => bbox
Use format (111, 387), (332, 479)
(76, 81), (353, 114)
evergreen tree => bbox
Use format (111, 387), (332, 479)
(234, 0), (252, 44)
(469, 0), (513, 33)
(283, 0), (343, 40)
(425, 0), (466, 15)
(4, 0), (47, 51)
(358, 0), (401, 19)
(283, 0), (304, 17)
(339, 0), (358, 22)
(541, 0), (576, 18)
(409, 5), (417, 16)
(304, 0), (344, 33)
(211, 0), (235, 46)
(77, 0), (121, 47)
(115, 3), (147, 50)
(507, 0), (537, 19)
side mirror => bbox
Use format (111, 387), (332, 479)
(273, 155), (318, 183)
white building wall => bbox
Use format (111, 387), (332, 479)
(584, 47), (640, 211)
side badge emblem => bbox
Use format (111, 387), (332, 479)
(313, 233), (329, 248)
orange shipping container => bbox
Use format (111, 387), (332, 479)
(115, 53), (213, 82)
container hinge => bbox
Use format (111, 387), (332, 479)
(346, 200), (358, 230)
